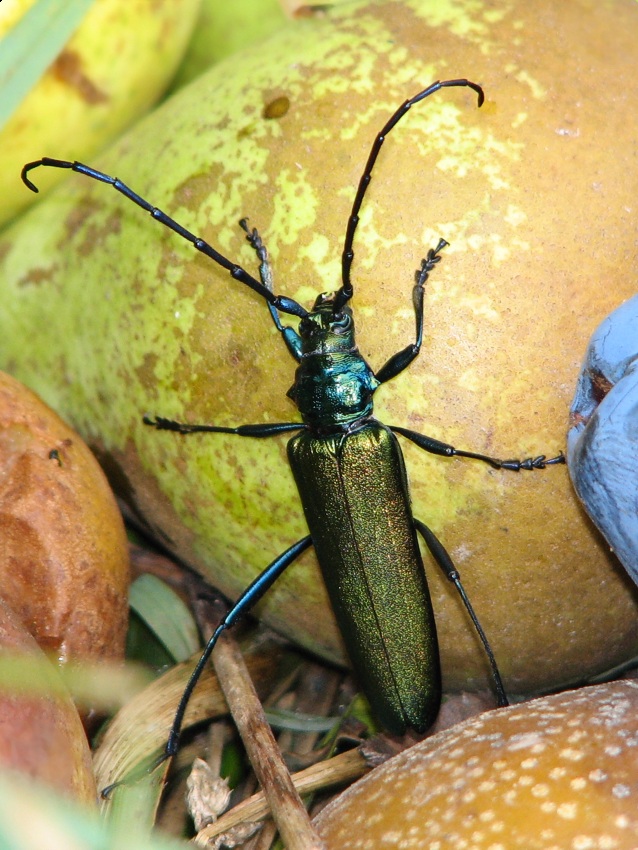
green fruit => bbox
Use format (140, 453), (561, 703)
(1, 0), (638, 697)
(170, 0), (288, 90)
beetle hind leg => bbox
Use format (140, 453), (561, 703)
(101, 535), (313, 795)
(414, 518), (508, 708)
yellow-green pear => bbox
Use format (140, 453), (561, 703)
(170, 0), (288, 90)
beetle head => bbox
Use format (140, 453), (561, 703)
(297, 293), (356, 355)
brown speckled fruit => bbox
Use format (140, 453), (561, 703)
(1, 0), (638, 699)
(0, 597), (96, 802)
(0, 372), (129, 665)
(314, 681), (638, 848)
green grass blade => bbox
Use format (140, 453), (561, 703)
(265, 707), (340, 734)
(0, 769), (189, 849)
(129, 574), (200, 663)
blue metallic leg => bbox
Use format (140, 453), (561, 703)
(392, 425), (565, 471)
(414, 519), (508, 708)
(144, 416), (304, 437)
(102, 535), (313, 795)
(374, 239), (448, 384)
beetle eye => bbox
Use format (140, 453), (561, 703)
(331, 312), (351, 332)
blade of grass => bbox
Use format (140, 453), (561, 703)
(0, 654), (152, 713)
(129, 573), (200, 663)
(0, 0), (95, 131)
(265, 706), (340, 734)
(0, 769), (190, 850)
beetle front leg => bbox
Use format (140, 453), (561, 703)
(391, 425), (565, 470)
(374, 238), (448, 385)
(239, 218), (303, 362)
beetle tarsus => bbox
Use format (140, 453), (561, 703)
(495, 453), (566, 471)
(100, 747), (172, 798)
(143, 414), (189, 432)
(415, 238), (449, 286)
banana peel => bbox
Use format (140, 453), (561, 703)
(0, 0), (201, 228)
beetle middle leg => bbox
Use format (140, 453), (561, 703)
(391, 425), (566, 471)
(143, 416), (304, 438)
(373, 244), (565, 471)
(413, 518), (508, 708)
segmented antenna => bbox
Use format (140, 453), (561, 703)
(334, 78), (484, 316)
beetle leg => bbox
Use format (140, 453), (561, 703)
(166, 535), (313, 758)
(391, 425), (565, 470)
(239, 218), (304, 362)
(102, 535), (313, 796)
(143, 416), (304, 438)
(413, 519), (508, 708)
(374, 239), (448, 385)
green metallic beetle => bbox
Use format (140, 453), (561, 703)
(22, 79), (565, 761)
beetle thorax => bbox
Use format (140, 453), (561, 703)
(287, 295), (380, 432)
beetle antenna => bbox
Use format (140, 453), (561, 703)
(20, 158), (309, 319)
(334, 78), (484, 316)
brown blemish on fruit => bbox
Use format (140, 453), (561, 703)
(18, 264), (59, 288)
(590, 370), (615, 404)
(263, 96), (291, 120)
(294, 5), (332, 17)
(51, 49), (108, 105)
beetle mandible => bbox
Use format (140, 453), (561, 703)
(22, 78), (565, 768)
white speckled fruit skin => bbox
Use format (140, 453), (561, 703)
(314, 681), (638, 848)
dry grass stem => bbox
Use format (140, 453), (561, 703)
(211, 631), (327, 850)
(196, 748), (369, 845)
